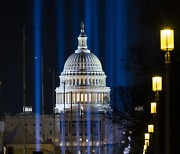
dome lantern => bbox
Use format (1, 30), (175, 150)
(76, 21), (89, 53)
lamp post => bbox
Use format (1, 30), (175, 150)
(160, 29), (174, 154)
(152, 76), (162, 154)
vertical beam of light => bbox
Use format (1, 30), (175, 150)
(72, 0), (80, 50)
(104, 0), (128, 88)
(84, 0), (99, 56)
(56, 0), (65, 74)
(91, 0), (99, 56)
(34, 0), (42, 151)
(104, 118), (108, 154)
(97, 115), (101, 154)
(76, 111), (80, 152)
(115, 0), (127, 86)
(56, 1), (65, 151)
(86, 109), (91, 154)
(60, 115), (65, 153)
(105, 0), (115, 88)
(84, 0), (92, 49)
(56, 1), (65, 150)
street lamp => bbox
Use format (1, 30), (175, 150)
(152, 76), (162, 92)
(150, 102), (156, 114)
(160, 29), (174, 63)
(152, 76), (162, 101)
(144, 133), (150, 152)
(160, 28), (174, 154)
(145, 133), (150, 140)
(148, 125), (154, 133)
(152, 76), (162, 154)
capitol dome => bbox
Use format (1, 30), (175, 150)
(62, 52), (105, 76)
(55, 22), (111, 113)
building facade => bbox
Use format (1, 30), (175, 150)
(54, 23), (116, 153)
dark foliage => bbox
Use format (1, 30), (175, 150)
(107, 83), (152, 153)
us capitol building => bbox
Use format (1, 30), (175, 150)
(55, 22), (111, 113)
(2, 23), (120, 154)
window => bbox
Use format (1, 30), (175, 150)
(50, 130), (52, 134)
(77, 93), (80, 102)
(49, 123), (52, 126)
(85, 94), (87, 102)
(81, 93), (84, 102)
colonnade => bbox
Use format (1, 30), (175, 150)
(56, 92), (109, 104)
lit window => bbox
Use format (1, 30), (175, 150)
(81, 93), (84, 102)
(77, 93), (80, 102)
(89, 93), (91, 102)
(85, 94), (87, 102)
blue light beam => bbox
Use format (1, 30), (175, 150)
(34, 0), (42, 151)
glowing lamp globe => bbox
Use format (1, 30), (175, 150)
(151, 102), (157, 114)
(160, 29), (174, 51)
(145, 133), (150, 140)
(148, 124), (154, 133)
(152, 76), (162, 92)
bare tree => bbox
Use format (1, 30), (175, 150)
(107, 83), (152, 153)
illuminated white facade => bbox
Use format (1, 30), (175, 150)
(54, 23), (116, 153)
(55, 23), (111, 113)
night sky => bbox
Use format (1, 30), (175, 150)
(0, 0), (179, 109)
(0, 0), (180, 153)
